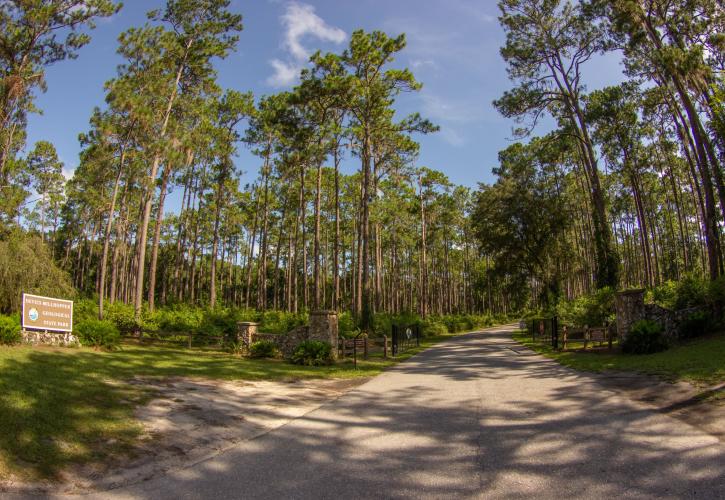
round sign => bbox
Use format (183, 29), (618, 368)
(28, 308), (39, 322)
(405, 328), (412, 340)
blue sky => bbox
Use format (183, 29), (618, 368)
(26, 0), (624, 190)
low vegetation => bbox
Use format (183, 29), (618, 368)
(0, 314), (21, 346)
(621, 320), (669, 355)
(248, 340), (279, 359)
(291, 340), (333, 366)
(74, 319), (121, 350)
(69, 299), (505, 344)
(512, 330), (725, 387)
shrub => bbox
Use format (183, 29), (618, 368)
(622, 320), (669, 355)
(650, 281), (678, 310)
(75, 319), (121, 350)
(104, 301), (138, 333)
(151, 304), (205, 332)
(0, 314), (21, 345)
(338, 311), (358, 338)
(493, 313), (513, 325)
(248, 340), (279, 359)
(421, 320), (448, 337)
(438, 315), (474, 333)
(678, 311), (712, 340)
(225, 340), (244, 356)
(674, 275), (707, 310)
(75, 299), (151, 334)
(73, 298), (99, 323)
(259, 310), (307, 334)
(290, 340), (333, 366)
(373, 312), (421, 337)
(557, 287), (615, 327)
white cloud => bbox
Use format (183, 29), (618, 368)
(420, 93), (483, 123)
(410, 59), (437, 71)
(62, 166), (75, 181)
(440, 127), (466, 147)
(267, 2), (346, 87)
(267, 59), (301, 87)
(281, 2), (345, 60)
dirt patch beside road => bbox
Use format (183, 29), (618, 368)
(17, 376), (369, 495)
(592, 372), (725, 443)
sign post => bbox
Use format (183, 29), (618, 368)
(22, 293), (74, 333)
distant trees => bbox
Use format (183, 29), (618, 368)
(473, 138), (571, 309)
(17, 3), (489, 328)
(2, 0), (721, 321)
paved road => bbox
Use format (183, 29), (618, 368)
(81, 325), (724, 499)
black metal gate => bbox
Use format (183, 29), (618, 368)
(391, 324), (421, 357)
(528, 316), (559, 350)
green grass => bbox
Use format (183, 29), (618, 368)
(512, 330), (725, 387)
(0, 333), (454, 482)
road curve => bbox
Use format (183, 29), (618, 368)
(75, 325), (724, 499)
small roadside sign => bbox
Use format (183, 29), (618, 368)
(22, 293), (74, 333)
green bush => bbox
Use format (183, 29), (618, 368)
(290, 340), (333, 366)
(248, 340), (279, 359)
(151, 304), (205, 332)
(0, 314), (21, 345)
(73, 298), (99, 323)
(437, 315), (474, 333)
(650, 281), (678, 310)
(678, 311), (712, 340)
(104, 301), (139, 333)
(622, 320), (669, 355)
(373, 312), (422, 337)
(74, 299), (151, 334)
(75, 319), (121, 350)
(259, 310), (307, 334)
(338, 311), (358, 338)
(673, 275), (708, 310)
(421, 321), (448, 337)
(557, 287), (615, 327)
(493, 313), (513, 325)
(225, 339), (244, 356)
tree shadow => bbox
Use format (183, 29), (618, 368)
(102, 327), (725, 499)
(0, 351), (143, 481)
(0, 343), (374, 484)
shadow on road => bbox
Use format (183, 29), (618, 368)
(106, 326), (724, 499)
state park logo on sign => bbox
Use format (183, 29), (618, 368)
(22, 293), (74, 333)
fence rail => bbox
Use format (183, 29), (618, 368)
(524, 317), (615, 351)
(121, 331), (226, 349)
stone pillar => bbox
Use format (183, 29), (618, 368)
(308, 311), (339, 359)
(237, 322), (259, 347)
(615, 289), (645, 342)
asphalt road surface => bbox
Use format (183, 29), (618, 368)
(75, 325), (724, 499)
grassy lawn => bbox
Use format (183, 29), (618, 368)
(512, 330), (725, 387)
(0, 333), (455, 482)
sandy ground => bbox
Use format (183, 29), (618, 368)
(7, 376), (368, 495)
